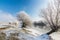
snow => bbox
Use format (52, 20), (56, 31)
(0, 26), (53, 40)
(0, 22), (52, 40)
(50, 32), (60, 40)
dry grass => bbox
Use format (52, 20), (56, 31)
(7, 32), (19, 40)
(0, 32), (6, 40)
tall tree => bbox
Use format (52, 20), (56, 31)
(17, 11), (32, 28)
(41, 0), (60, 35)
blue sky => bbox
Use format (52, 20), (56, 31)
(0, 0), (48, 21)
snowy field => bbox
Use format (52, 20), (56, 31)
(0, 25), (53, 40)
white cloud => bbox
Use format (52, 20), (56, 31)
(0, 10), (18, 23)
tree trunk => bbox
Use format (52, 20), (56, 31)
(21, 22), (26, 28)
(47, 29), (56, 35)
(46, 25), (59, 35)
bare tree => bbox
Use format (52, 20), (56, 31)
(17, 11), (32, 28)
(41, 0), (60, 35)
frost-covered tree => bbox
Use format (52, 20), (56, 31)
(17, 11), (32, 28)
(41, 0), (60, 35)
